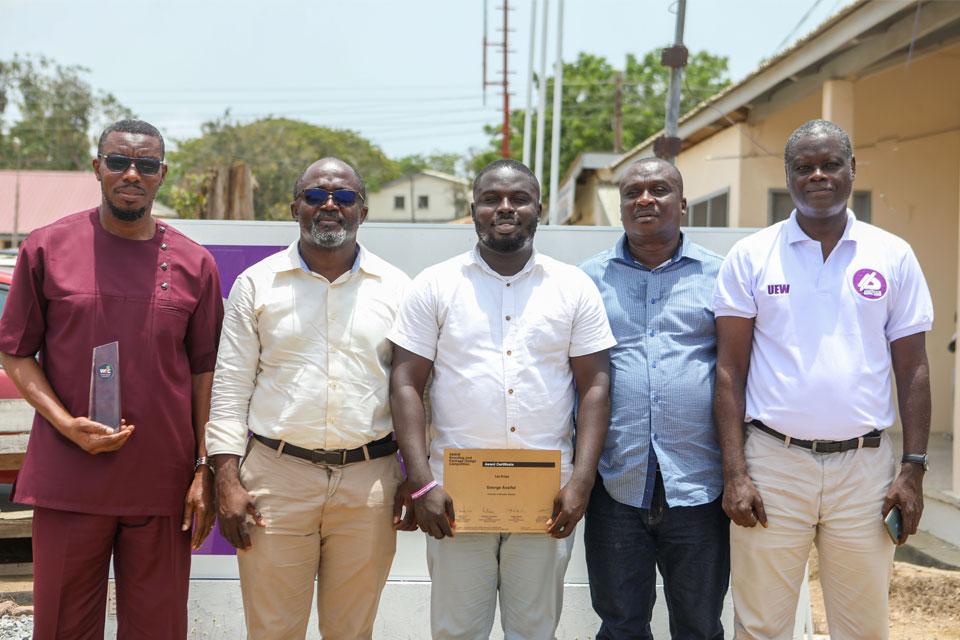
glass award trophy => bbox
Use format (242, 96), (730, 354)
(89, 341), (121, 432)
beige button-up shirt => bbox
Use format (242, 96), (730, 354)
(206, 241), (410, 456)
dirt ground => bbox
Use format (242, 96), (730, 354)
(807, 549), (960, 639)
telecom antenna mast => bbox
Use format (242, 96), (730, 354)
(482, 0), (514, 158)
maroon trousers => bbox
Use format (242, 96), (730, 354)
(32, 507), (190, 640)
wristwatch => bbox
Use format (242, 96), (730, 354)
(901, 453), (929, 471)
(195, 456), (213, 473)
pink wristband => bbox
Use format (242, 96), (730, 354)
(411, 480), (438, 499)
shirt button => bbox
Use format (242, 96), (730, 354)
(160, 282), (168, 290)
(510, 427), (516, 432)
(161, 243), (168, 250)
(505, 316), (511, 321)
(651, 361), (657, 368)
(160, 262), (168, 270)
(159, 226), (166, 232)
(506, 350), (512, 356)
(653, 433), (659, 440)
(508, 389), (514, 394)
(650, 298), (656, 304)
(653, 395), (659, 402)
(649, 330), (655, 337)
(506, 283), (511, 287)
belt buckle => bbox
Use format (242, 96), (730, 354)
(810, 440), (831, 455)
(313, 449), (347, 465)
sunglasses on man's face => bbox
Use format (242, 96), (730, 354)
(98, 154), (163, 176)
(300, 188), (364, 207)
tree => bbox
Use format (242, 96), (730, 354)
(162, 116), (399, 220)
(0, 54), (132, 170)
(473, 49), (731, 198)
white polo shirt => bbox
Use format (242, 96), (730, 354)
(713, 210), (933, 440)
(388, 246), (616, 485)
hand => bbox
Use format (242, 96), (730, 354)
(60, 417), (134, 454)
(882, 464), (924, 545)
(182, 467), (215, 549)
(547, 477), (592, 539)
(392, 480), (419, 532)
(413, 485), (455, 539)
(723, 473), (768, 528)
(215, 474), (265, 551)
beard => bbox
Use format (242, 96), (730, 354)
(307, 213), (356, 248)
(475, 214), (539, 253)
(106, 200), (148, 222)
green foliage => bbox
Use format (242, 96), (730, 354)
(394, 152), (464, 177)
(476, 48), (731, 198)
(162, 115), (399, 221)
(0, 54), (133, 170)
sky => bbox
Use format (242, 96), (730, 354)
(0, 0), (855, 160)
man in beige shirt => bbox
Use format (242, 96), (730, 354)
(206, 157), (414, 640)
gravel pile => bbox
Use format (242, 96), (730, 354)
(0, 614), (32, 640)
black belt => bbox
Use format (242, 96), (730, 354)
(750, 420), (882, 454)
(252, 433), (397, 465)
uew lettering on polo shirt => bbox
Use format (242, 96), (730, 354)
(767, 284), (790, 295)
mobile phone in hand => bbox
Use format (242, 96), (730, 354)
(884, 506), (903, 544)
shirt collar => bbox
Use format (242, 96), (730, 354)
(469, 244), (541, 281)
(784, 208), (857, 245)
(611, 231), (702, 269)
(270, 241), (381, 277)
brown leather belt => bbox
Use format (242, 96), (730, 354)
(252, 433), (397, 465)
(750, 420), (882, 454)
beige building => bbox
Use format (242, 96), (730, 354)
(561, 0), (960, 500)
(366, 170), (470, 223)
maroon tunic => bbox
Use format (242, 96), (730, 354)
(0, 208), (223, 516)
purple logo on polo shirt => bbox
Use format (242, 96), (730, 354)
(766, 284), (790, 295)
(853, 268), (887, 300)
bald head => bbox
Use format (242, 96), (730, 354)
(620, 158), (684, 194)
(293, 157), (366, 201)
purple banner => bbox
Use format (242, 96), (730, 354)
(192, 244), (285, 556)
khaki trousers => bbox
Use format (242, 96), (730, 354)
(731, 424), (897, 640)
(237, 437), (403, 640)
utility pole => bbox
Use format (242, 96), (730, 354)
(547, 0), (564, 221)
(521, 0), (537, 166)
(12, 137), (21, 248)
(613, 70), (623, 154)
(655, 0), (687, 164)
(483, 1), (514, 159)
(534, 0), (549, 184)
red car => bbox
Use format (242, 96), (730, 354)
(0, 265), (25, 484)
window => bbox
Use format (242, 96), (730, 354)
(769, 190), (794, 225)
(853, 191), (871, 223)
(687, 190), (728, 227)
(769, 189), (871, 224)
(394, 196), (405, 210)
(418, 195), (429, 209)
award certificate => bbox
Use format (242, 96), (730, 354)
(443, 448), (560, 533)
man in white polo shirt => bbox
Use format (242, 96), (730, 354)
(713, 120), (933, 639)
(389, 158), (615, 640)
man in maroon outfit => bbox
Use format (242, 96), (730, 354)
(0, 119), (224, 639)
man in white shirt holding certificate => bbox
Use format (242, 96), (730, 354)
(389, 158), (615, 640)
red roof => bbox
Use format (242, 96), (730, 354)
(0, 170), (102, 235)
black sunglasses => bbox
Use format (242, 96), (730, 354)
(299, 188), (364, 207)
(98, 154), (163, 176)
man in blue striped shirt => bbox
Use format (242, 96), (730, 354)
(579, 158), (729, 640)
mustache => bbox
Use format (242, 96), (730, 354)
(311, 212), (346, 225)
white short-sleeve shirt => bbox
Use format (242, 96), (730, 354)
(713, 210), (933, 440)
(389, 246), (616, 485)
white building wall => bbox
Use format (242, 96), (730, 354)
(367, 175), (468, 223)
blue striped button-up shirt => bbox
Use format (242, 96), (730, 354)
(579, 233), (723, 508)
